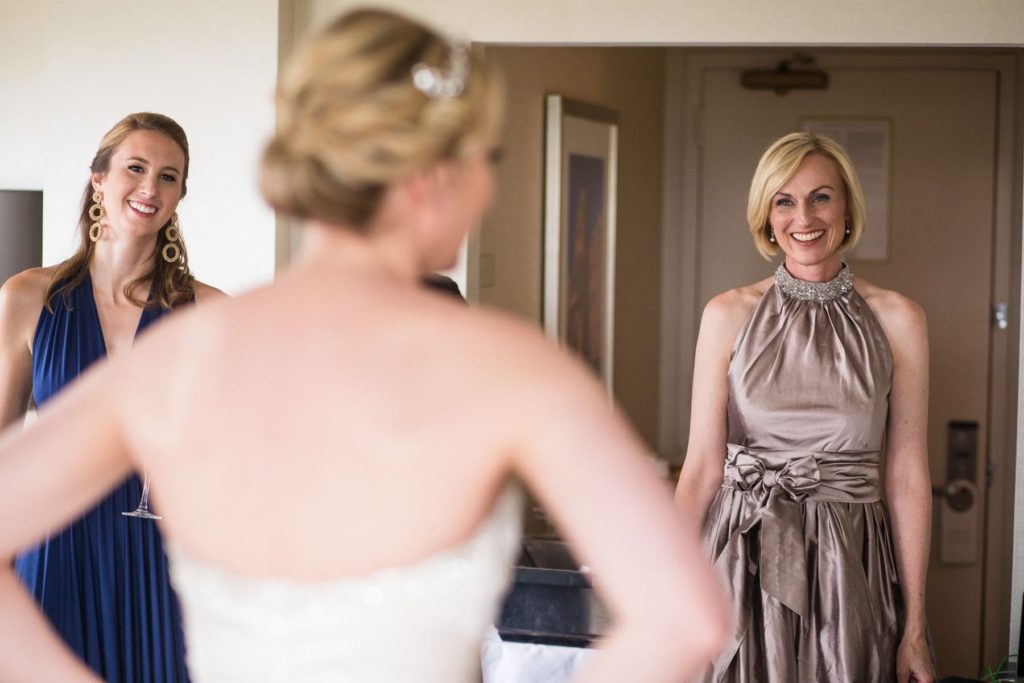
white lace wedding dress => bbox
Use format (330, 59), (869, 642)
(166, 487), (523, 682)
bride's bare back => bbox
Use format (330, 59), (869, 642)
(121, 254), (635, 579)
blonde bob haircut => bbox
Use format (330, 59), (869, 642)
(260, 8), (504, 229)
(747, 132), (866, 260)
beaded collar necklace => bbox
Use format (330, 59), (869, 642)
(774, 262), (853, 302)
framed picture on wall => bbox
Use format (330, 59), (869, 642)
(543, 95), (619, 392)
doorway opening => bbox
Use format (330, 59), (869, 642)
(478, 44), (1024, 677)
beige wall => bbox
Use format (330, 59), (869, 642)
(481, 46), (665, 448)
(0, 2), (44, 191)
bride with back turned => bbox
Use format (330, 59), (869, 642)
(0, 9), (728, 682)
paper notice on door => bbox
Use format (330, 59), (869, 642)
(801, 119), (891, 262)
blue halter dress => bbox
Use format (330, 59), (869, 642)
(14, 273), (190, 682)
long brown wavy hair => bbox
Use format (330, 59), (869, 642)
(46, 112), (196, 312)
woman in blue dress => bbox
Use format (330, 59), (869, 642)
(0, 112), (223, 682)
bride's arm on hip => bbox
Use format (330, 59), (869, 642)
(0, 350), (133, 681)
(675, 289), (759, 527)
(869, 289), (935, 683)
(509, 342), (729, 683)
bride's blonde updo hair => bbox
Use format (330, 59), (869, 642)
(260, 8), (503, 229)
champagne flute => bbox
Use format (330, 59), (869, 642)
(123, 471), (161, 520)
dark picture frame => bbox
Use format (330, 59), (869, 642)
(542, 95), (619, 392)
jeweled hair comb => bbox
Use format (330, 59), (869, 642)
(411, 41), (469, 99)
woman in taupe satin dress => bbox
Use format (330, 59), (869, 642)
(676, 132), (936, 683)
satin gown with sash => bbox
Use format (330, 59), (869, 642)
(699, 264), (903, 682)
(14, 274), (190, 682)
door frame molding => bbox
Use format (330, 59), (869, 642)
(658, 47), (1023, 667)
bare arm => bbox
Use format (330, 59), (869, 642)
(0, 570), (101, 682)
(0, 359), (132, 681)
(513, 352), (729, 683)
(674, 291), (757, 526)
(874, 294), (935, 682)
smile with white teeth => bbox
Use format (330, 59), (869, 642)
(791, 230), (824, 243)
(128, 200), (157, 215)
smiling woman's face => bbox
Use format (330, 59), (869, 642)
(768, 153), (849, 271)
(92, 129), (185, 239)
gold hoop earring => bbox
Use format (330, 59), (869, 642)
(162, 213), (182, 263)
(165, 213), (181, 243)
(89, 191), (104, 242)
(162, 243), (181, 263)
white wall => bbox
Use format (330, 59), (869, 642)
(38, 0), (280, 294)
(298, 0), (1024, 45)
(0, 2), (45, 191)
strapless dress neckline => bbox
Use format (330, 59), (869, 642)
(166, 485), (523, 682)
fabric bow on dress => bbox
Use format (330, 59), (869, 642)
(709, 444), (882, 677)
(721, 444), (822, 621)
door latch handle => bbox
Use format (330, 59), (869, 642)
(931, 479), (975, 512)
(993, 302), (1009, 330)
